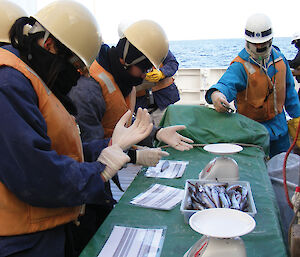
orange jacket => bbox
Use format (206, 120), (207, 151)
(90, 60), (132, 138)
(0, 48), (83, 236)
(233, 56), (286, 122)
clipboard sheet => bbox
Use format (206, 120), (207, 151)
(97, 225), (165, 257)
(145, 160), (189, 178)
(130, 184), (184, 210)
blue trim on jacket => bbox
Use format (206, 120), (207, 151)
(205, 47), (300, 141)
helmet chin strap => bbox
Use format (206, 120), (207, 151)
(122, 39), (146, 68)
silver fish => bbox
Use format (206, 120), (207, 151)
(235, 191), (242, 205)
(240, 198), (248, 211)
(204, 185), (213, 201)
(210, 186), (221, 208)
(226, 184), (242, 193)
(160, 160), (169, 172)
(241, 186), (248, 201)
(219, 192), (229, 208)
(230, 193), (240, 210)
(201, 191), (216, 208)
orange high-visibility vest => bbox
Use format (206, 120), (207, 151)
(232, 55), (286, 122)
(0, 48), (84, 236)
(90, 60), (132, 138)
(135, 77), (174, 97)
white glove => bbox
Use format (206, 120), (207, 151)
(156, 125), (194, 151)
(136, 148), (169, 167)
(211, 90), (230, 113)
(112, 108), (153, 150)
(97, 144), (130, 182)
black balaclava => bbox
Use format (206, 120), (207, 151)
(295, 41), (300, 50)
(0, 42), (9, 47)
(108, 37), (152, 97)
(10, 17), (80, 115)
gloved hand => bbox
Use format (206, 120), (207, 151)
(136, 147), (169, 167)
(97, 144), (130, 182)
(156, 125), (194, 151)
(145, 69), (165, 82)
(211, 90), (230, 113)
(112, 108), (153, 150)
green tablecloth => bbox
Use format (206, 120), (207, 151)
(80, 105), (287, 257)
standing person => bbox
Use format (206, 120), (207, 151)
(288, 32), (300, 86)
(0, 1), (153, 257)
(205, 13), (300, 158)
(68, 19), (193, 253)
(135, 50), (180, 126)
(69, 19), (193, 151)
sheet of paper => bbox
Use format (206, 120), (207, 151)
(130, 184), (184, 210)
(98, 226), (165, 257)
(145, 160), (189, 178)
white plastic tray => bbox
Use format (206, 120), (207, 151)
(180, 179), (257, 224)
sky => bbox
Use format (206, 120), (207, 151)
(12, 0), (300, 44)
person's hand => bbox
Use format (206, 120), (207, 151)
(97, 144), (130, 182)
(211, 91), (230, 113)
(111, 108), (153, 150)
(145, 69), (165, 82)
(156, 125), (194, 151)
(291, 68), (300, 76)
(136, 147), (169, 166)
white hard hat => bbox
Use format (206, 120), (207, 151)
(0, 0), (27, 43)
(245, 13), (273, 44)
(291, 32), (300, 44)
(118, 19), (135, 39)
(123, 20), (169, 69)
(33, 0), (102, 68)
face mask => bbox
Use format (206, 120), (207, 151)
(108, 47), (144, 97)
(245, 40), (272, 62)
(24, 40), (80, 114)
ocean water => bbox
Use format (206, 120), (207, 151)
(169, 37), (298, 68)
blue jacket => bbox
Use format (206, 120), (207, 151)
(0, 45), (111, 256)
(206, 47), (300, 141)
(136, 50), (180, 110)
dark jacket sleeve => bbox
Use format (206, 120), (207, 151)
(82, 138), (110, 162)
(288, 50), (300, 69)
(69, 76), (106, 142)
(0, 67), (111, 208)
(159, 50), (179, 77)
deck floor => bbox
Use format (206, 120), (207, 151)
(110, 164), (142, 202)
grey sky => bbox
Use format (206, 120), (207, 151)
(12, 0), (300, 43)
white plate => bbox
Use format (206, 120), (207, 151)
(189, 208), (256, 238)
(203, 143), (243, 155)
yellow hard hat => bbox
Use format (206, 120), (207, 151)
(123, 20), (169, 69)
(33, 0), (102, 68)
(0, 0), (27, 43)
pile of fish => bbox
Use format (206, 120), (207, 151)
(186, 182), (249, 211)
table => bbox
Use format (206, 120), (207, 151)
(80, 105), (287, 257)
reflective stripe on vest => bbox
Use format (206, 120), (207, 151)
(90, 60), (131, 138)
(0, 48), (83, 236)
(233, 55), (286, 122)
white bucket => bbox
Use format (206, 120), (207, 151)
(267, 152), (300, 184)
